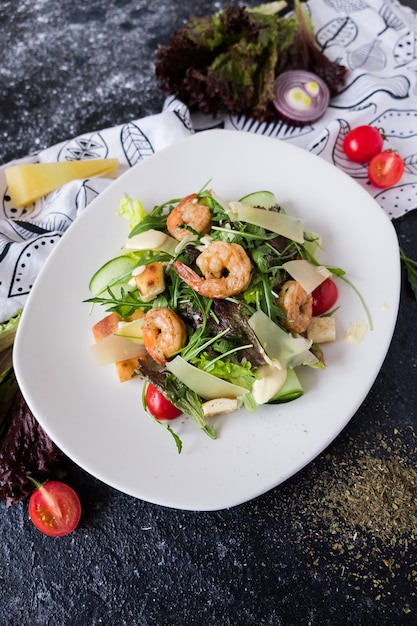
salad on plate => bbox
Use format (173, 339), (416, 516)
(85, 185), (343, 451)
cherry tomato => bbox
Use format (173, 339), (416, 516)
(368, 150), (405, 189)
(312, 278), (338, 316)
(28, 480), (81, 537)
(145, 384), (182, 420)
(343, 126), (384, 163)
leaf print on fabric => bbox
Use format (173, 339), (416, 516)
(120, 122), (154, 167)
(393, 31), (417, 67)
(2, 189), (35, 220)
(374, 182), (417, 217)
(347, 40), (386, 71)
(330, 74), (410, 109)
(75, 180), (105, 212)
(371, 109), (417, 138)
(403, 153), (417, 176)
(0, 218), (48, 244)
(324, 0), (368, 13)
(165, 98), (193, 132)
(316, 17), (358, 51)
(228, 115), (314, 140)
(308, 129), (330, 156)
(378, 3), (405, 36)
(0, 238), (12, 263)
(331, 119), (368, 177)
(7, 215), (72, 241)
(8, 233), (62, 298)
(57, 133), (109, 161)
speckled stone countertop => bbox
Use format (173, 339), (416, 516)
(1, 1), (417, 625)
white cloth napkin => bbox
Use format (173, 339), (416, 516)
(1, 0), (416, 324)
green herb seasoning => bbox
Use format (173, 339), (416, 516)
(248, 426), (417, 607)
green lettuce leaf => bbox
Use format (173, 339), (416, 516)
(193, 354), (258, 390)
(117, 195), (146, 230)
(0, 310), (22, 354)
(155, 1), (346, 121)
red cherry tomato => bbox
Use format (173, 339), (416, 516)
(312, 278), (338, 316)
(28, 480), (81, 537)
(145, 384), (182, 420)
(368, 150), (405, 189)
(343, 126), (384, 163)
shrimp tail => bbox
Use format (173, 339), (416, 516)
(172, 260), (203, 291)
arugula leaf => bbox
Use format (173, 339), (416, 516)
(136, 361), (216, 442)
(400, 248), (417, 300)
(129, 197), (182, 237)
(129, 214), (169, 237)
(141, 385), (183, 453)
(84, 286), (153, 317)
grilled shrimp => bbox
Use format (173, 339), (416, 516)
(141, 307), (187, 366)
(276, 280), (313, 333)
(166, 193), (212, 241)
(173, 241), (252, 299)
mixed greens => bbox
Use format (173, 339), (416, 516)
(86, 185), (344, 449)
(155, 1), (347, 121)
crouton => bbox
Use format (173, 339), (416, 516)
(307, 317), (336, 344)
(134, 262), (165, 302)
(92, 312), (119, 342)
(202, 397), (240, 417)
(115, 355), (147, 383)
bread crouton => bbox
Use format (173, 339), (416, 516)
(115, 355), (147, 383)
(202, 398), (240, 417)
(307, 317), (336, 344)
(134, 262), (165, 302)
(92, 312), (119, 342)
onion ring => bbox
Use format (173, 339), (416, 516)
(273, 70), (330, 126)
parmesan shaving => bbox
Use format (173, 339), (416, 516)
(228, 201), (305, 243)
(91, 333), (146, 365)
(166, 356), (248, 400)
(282, 259), (331, 294)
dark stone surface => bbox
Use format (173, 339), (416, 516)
(1, 1), (417, 625)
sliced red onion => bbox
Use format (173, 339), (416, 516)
(273, 70), (330, 126)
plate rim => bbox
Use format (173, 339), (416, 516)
(13, 129), (401, 510)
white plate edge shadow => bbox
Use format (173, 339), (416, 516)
(13, 129), (401, 511)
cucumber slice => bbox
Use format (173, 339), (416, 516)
(268, 368), (304, 404)
(239, 190), (277, 209)
(89, 255), (137, 296)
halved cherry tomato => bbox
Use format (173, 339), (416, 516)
(343, 126), (384, 163)
(312, 278), (338, 316)
(28, 480), (81, 537)
(368, 150), (405, 189)
(145, 384), (182, 420)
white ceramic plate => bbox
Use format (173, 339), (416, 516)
(14, 130), (400, 511)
